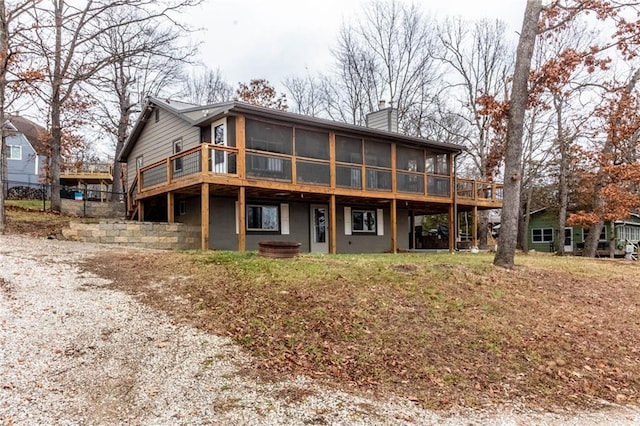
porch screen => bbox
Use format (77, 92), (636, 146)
(246, 153), (292, 181)
(335, 136), (362, 164)
(246, 119), (292, 155)
(364, 140), (391, 168)
(295, 129), (329, 160)
(296, 160), (330, 186)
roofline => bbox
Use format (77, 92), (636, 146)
(119, 98), (465, 161)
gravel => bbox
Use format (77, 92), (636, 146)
(1, 233), (639, 425)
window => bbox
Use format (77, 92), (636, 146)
(154, 108), (160, 123)
(173, 139), (183, 172)
(178, 200), (187, 216)
(247, 205), (279, 231)
(352, 209), (377, 233)
(136, 155), (143, 171)
(532, 228), (553, 243)
(7, 145), (21, 160)
(213, 120), (227, 173)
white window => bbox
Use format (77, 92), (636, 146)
(532, 228), (553, 243)
(352, 209), (377, 233)
(136, 155), (143, 170)
(247, 205), (279, 231)
(212, 119), (227, 173)
(7, 145), (21, 160)
(173, 139), (183, 172)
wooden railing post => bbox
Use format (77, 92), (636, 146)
(202, 144), (209, 176)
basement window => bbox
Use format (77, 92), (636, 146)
(247, 205), (279, 231)
(352, 209), (377, 234)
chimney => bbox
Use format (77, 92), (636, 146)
(365, 99), (398, 132)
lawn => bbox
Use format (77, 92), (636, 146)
(85, 247), (640, 411)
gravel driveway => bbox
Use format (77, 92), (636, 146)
(1, 234), (639, 425)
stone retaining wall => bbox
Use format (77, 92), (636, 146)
(61, 199), (126, 219)
(62, 220), (201, 250)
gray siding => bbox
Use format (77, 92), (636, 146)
(127, 108), (200, 186)
(6, 133), (45, 186)
(336, 205), (407, 253)
(365, 108), (398, 132)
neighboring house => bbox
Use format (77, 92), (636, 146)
(4, 115), (48, 187)
(528, 208), (640, 254)
(119, 97), (503, 253)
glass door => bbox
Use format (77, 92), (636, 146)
(310, 204), (328, 253)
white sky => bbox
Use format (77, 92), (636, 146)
(187, 0), (527, 91)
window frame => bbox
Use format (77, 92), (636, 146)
(7, 145), (22, 160)
(532, 228), (554, 243)
(135, 155), (144, 171)
(352, 209), (377, 234)
(246, 204), (280, 232)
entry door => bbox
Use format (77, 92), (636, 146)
(310, 204), (329, 253)
(564, 227), (573, 253)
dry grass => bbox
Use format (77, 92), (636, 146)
(3, 205), (70, 237)
(85, 248), (640, 411)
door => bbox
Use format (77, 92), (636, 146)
(564, 227), (573, 253)
(310, 204), (329, 253)
(213, 122), (227, 173)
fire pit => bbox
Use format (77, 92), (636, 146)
(258, 241), (302, 258)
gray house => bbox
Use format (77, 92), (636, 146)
(5, 115), (48, 187)
(119, 98), (503, 253)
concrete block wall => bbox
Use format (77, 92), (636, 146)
(61, 199), (126, 218)
(62, 220), (201, 250)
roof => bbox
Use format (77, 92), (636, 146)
(118, 97), (465, 161)
(6, 115), (49, 156)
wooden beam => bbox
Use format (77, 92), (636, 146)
(329, 132), (336, 188)
(167, 192), (174, 223)
(448, 203), (455, 253)
(201, 183), (210, 250)
(238, 186), (246, 252)
(391, 199), (397, 254)
(472, 205), (478, 248)
(236, 115), (246, 178)
(330, 194), (337, 254)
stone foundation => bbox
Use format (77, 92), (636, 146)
(62, 220), (201, 250)
(61, 199), (126, 218)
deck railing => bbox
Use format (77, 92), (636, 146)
(456, 178), (504, 201)
(136, 144), (502, 205)
(61, 162), (113, 176)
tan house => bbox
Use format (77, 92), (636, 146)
(118, 97), (502, 253)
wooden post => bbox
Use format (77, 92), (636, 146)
(448, 203), (455, 253)
(391, 144), (397, 193)
(472, 206), (478, 248)
(201, 183), (209, 250)
(329, 132), (336, 188)
(238, 186), (246, 252)
(409, 210), (415, 250)
(202, 144), (209, 176)
(391, 199), (397, 254)
(236, 115), (246, 178)
(330, 194), (337, 254)
(138, 200), (144, 222)
(166, 157), (172, 184)
(167, 192), (174, 223)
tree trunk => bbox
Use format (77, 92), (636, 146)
(494, 0), (543, 269)
(49, 0), (64, 212)
(478, 210), (489, 249)
(609, 220), (616, 258)
(556, 95), (569, 256)
(0, 0), (8, 231)
(583, 69), (640, 257)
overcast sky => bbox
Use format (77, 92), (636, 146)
(186, 0), (527, 91)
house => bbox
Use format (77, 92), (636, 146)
(118, 98), (503, 253)
(4, 115), (48, 188)
(527, 208), (640, 254)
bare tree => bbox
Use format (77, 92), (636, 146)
(182, 67), (233, 105)
(21, 0), (201, 212)
(91, 7), (198, 199)
(283, 73), (325, 117)
(435, 17), (513, 247)
(494, 0), (543, 269)
(0, 0), (39, 230)
(327, 0), (441, 134)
